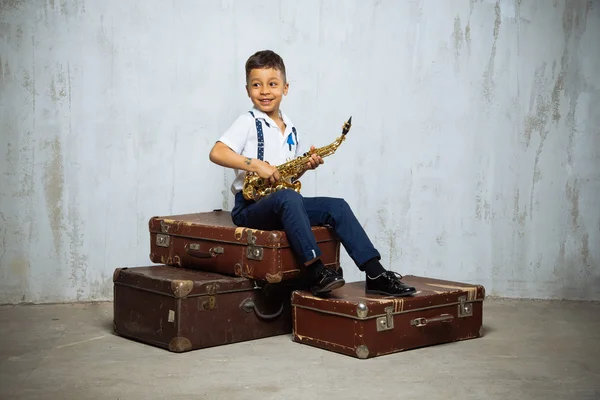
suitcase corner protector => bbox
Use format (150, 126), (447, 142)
(148, 215), (160, 228)
(265, 272), (283, 283)
(168, 337), (192, 352)
(170, 280), (194, 298)
(266, 231), (283, 244)
(112, 268), (123, 282)
(355, 345), (369, 359)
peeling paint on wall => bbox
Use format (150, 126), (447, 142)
(222, 169), (230, 211)
(42, 138), (65, 254)
(67, 202), (87, 300)
(464, 22), (471, 56)
(561, 0), (590, 166)
(453, 15), (464, 62)
(376, 207), (401, 270)
(50, 67), (68, 104)
(565, 179), (580, 229)
(10, 257), (29, 285)
(482, 0), (502, 103)
(512, 189), (527, 231)
(2, 57), (10, 78)
(0, 0), (25, 13)
(0, 212), (7, 267)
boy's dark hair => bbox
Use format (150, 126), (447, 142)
(245, 50), (286, 83)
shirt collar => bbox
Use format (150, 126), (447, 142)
(250, 107), (295, 131)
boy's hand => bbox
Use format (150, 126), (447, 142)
(253, 159), (281, 184)
(305, 146), (324, 170)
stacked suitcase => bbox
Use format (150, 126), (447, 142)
(113, 209), (486, 359)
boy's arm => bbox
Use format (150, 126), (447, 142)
(209, 141), (254, 171)
(209, 141), (281, 182)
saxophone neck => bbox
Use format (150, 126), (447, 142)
(316, 135), (345, 156)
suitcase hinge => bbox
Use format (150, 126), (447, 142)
(156, 234), (170, 248)
(376, 306), (394, 332)
(160, 220), (170, 233)
(202, 284), (218, 310)
(458, 295), (473, 318)
(246, 230), (263, 261)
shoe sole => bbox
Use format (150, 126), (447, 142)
(365, 288), (416, 297)
(311, 279), (346, 295)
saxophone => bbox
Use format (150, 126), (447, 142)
(242, 116), (352, 201)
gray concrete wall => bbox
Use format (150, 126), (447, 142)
(1, 0), (598, 304)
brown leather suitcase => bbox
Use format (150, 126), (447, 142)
(148, 209), (341, 283)
(113, 265), (293, 352)
(291, 275), (485, 359)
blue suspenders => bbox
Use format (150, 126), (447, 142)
(248, 111), (298, 160)
(248, 111), (265, 161)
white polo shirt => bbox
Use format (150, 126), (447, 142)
(217, 107), (307, 195)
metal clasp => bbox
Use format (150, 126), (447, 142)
(202, 284), (218, 310)
(247, 246), (263, 260)
(156, 234), (170, 247)
(376, 306), (394, 332)
(458, 295), (473, 317)
(212, 247), (224, 255)
(246, 230), (263, 260)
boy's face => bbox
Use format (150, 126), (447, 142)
(246, 67), (288, 117)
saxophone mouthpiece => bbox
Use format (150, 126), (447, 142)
(342, 116), (352, 136)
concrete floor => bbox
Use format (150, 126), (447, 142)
(0, 298), (598, 400)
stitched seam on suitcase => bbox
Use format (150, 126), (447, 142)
(153, 233), (289, 249)
(114, 282), (257, 298)
(152, 231), (339, 248)
(293, 300), (483, 319)
(296, 335), (354, 351)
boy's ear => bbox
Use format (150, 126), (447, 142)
(283, 82), (289, 96)
(245, 84), (250, 97)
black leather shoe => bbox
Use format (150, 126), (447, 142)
(311, 267), (345, 296)
(365, 271), (416, 297)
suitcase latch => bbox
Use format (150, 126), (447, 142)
(247, 246), (263, 260)
(458, 295), (473, 318)
(246, 230), (263, 261)
(156, 234), (170, 248)
(376, 306), (394, 332)
(202, 284), (218, 310)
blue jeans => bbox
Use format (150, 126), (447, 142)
(231, 189), (380, 269)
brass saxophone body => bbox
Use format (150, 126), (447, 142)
(242, 116), (352, 202)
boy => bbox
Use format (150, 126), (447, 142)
(209, 50), (416, 297)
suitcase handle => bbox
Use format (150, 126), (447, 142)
(410, 314), (454, 327)
(240, 298), (284, 320)
(185, 243), (224, 259)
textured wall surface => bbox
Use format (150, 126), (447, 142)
(1, 0), (599, 304)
